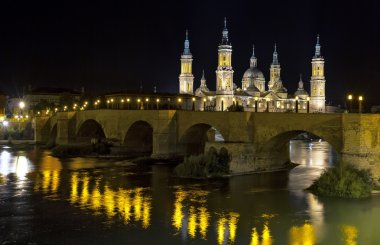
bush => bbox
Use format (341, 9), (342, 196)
(174, 147), (231, 178)
(227, 104), (244, 112)
(307, 165), (374, 198)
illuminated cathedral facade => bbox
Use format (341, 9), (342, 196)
(178, 18), (326, 113)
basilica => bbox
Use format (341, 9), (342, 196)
(178, 18), (326, 113)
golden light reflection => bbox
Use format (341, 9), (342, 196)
(70, 172), (79, 203)
(262, 223), (273, 245)
(91, 183), (102, 212)
(198, 207), (210, 239)
(188, 206), (197, 238)
(142, 199), (151, 228)
(171, 188), (211, 239)
(289, 223), (315, 245)
(42, 171), (51, 193)
(80, 176), (90, 207)
(133, 188), (142, 221)
(229, 212), (240, 243)
(104, 185), (116, 217)
(172, 190), (187, 231)
(217, 216), (227, 245)
(250, 227), (259, 245)
(341, 225), (358, 245)
(51, 171), (59, 193)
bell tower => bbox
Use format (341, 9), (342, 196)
(179, 30), (194, 94)
(215, 18), (234, 110)
(310, 35), (326, 112)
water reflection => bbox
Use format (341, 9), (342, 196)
(0, 142), (375, 244)
(289, 223), (315, 245)
(171, 188), (210, 240)
(34, 169), (152, 228)
(341, 225), (358, 245)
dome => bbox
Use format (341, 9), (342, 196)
(294, 89), (309, 96)
(243, 67), (265, 80)
(246, 84), (260, 93)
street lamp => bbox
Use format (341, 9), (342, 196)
(121, 99), (124, 110)
(127, 98), (130, 109)
(295, 96), (299, 113)
(347, 94), (353, 113)
(221, 98), (224, 112)
(137, 98), (141, 110)
(192, 97), (195, 111)
(203, 98), (206, 111)
(307, 97), (310, 113)
(254, 97), (258, 112)
(359, 96), (363, 113)
(177, 98), (182, 110)
(156, 98), (160, 110)
(146, 98), (149, 110)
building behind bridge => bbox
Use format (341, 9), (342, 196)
(178, 18), (326, 113)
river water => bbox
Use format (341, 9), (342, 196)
(0, 141), (379, 244)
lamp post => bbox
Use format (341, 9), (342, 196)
(156, 98), (160, 110)
(192, 97), (195, 111)
(146, 98), (149, 110)
(307, 97), (310, 113)
(254, 97), (258, 112)
(177, 98), (182, 110)
(358, 96), (363, 113)
(137, 98), (141, 110)
(221, 99), (224, 111)
(203, 98), (206, 111)
(127, 98), (130, 109)
(266, 98), (270, 112)
(347, 94), (353, 113)
(295, 96), (299, 113)
(120, 99), (124, 110)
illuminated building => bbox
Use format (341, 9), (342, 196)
(180, 18), (326, 112)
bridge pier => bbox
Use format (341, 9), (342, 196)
(341, 114), (380, 184)
(151, 111), (178, 159)
(33, 116), (50, 144)
(205, 142), (289, 174)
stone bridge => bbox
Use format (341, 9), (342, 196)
(34, 110), (380, 181)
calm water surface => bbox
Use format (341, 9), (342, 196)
(0, 141), (379, 244)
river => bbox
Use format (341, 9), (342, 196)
(0, 140), (379, 244)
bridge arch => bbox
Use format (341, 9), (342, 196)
(179, 123), (225, 155)
(257, 129), (341, 166)
(124, 120), (153, 156)
(77, 119), (106, 143)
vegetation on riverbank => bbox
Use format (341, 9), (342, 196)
(51, 142), (110, 157)
(174, 147), (231, 178)
(307, 165), (374, 198)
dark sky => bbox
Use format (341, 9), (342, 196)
(0, 0), (379, 105)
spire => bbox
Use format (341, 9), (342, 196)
(298, 74), (304, 89)
(183, 29), (191, 55)
(272, 43), (279, 65)
(221, 17), (230, 45)
(250, 44), (257, 68)
(200, 69), (207, 87)
(314, 34), (321, 58)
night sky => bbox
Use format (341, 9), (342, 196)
(0, 0), (379, 105)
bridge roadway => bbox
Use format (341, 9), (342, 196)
(34, 110), (380, 182)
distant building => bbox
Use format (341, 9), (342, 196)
(178, 18), (326, 112)
(0, 91), (6, 120)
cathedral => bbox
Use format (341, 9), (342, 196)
(178, 18), (326, 113)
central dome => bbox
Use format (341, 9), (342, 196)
(243, 67), (265, 79)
